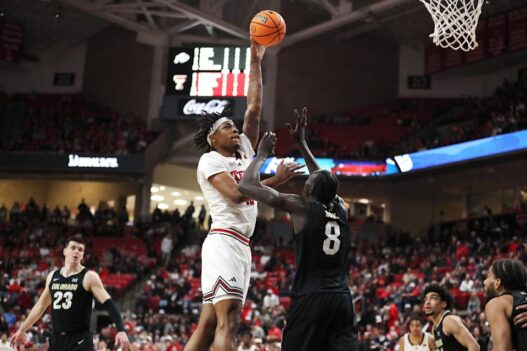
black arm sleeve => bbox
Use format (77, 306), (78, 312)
(102, 299), (125, 332)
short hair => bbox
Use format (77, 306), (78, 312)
(194, 107), (233, 151)
(407, 314), (423, 326)
(65, 235), (86, 248)
(423, 283), (453, 310)
(312, 170), (338, 206)
(491, 259), (527, 292)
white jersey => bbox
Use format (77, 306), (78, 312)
(403, 332), (432, 351)
(197, 133), (257, 238)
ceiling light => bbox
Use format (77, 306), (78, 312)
(171, 191), (181, 197)
(151, 195), (165, 202)
(151, 186), (159, 193)
(358, 198), (369, 204)
(174, 199), (188, 206)
(194, 196), (204, 201)
(160, 185), (166, 191)
(158, 203), (169, 210)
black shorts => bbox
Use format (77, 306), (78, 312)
(282, 292), (359, 351)
(49, 330), (94, 351)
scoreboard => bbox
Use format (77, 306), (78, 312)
(162, 46), (251, 120)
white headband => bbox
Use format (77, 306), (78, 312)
(206, 117), (233, 146)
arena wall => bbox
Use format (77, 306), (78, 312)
(83, 27), (154, 121)
(399, 43), (527, 98)
(0, 179), (136, 212)
(0, 43), (86, 94)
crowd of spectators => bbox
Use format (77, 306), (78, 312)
(0, 197), (172, 350)
(118, 208), (525, 351)
(275, 78), (527, 160)
(2, 196), (526, 350)
(395, 78), (527, 156)
(0, 93), (157, 154)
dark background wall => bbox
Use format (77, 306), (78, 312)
(273, 2), (399, 125)
(83, 27), (154, 121)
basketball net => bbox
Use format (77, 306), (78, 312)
(419, 0), (485, 51)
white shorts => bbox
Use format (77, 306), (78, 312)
(201, 228), (251, 304)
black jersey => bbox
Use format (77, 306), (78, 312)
(290, 198), (350, 297)
(49, 268), (93, 333)
(504, 290), (527, 351)
(433, 311), (468, 351)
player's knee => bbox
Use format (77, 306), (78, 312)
(201, 319), (217, 339)
(198, 311), (217, 337)
(216, 308), (241, 334)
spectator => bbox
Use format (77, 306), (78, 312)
(237, 330), (258, 351)
(198, 205), (206, 229)
(0, 334), (10, 351)
(0, 204), (7, 222)
(262, 289), (279, 311)
(161, 233), (174, 267)
(460, 274), (474, 292)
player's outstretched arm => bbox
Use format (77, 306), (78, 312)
(243, 39), (265, 149)
(10, 272), (53, 348)
(286, 106), (320, 174)
(239, 132), (305, 214)
(485, 298), (513, 351)
(443, 315), (480, 351)
(85, 271), (130, 351)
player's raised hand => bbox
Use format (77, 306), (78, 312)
(250, 38), (266, 61)
(258, 132), (277, 156)
(274, 160), (306, 184)
(286, 106), (308, 144)
(115, 331), (130, 351)
(10, 330), (25, 349)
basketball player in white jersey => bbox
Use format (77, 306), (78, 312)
(398, 315), (436, 351)
(184, 40), (303, 351)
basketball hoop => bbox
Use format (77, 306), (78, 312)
(419, 0), (485, 51)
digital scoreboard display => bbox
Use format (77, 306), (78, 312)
(162, 46), (251, 120)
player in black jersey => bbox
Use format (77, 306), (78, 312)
(484, 258), (527, 351)
(423, 284), (479, 351)
(10, 236), (129, 351)
(239, 107), (358, 351)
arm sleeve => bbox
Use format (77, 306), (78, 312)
(102, 299), (125, 332)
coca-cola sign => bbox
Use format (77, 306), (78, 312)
(162, 96), (244, 120)
(182, 99), (231, 115)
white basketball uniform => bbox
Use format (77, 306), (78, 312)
(197, 133), (257, 304)
(403, 332), (432, 351)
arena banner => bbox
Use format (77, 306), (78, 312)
(0, 153), (145, 174)
(260, 157), (397, 177)
(391, 130), (527, 173)
(261, 130), (527, 177)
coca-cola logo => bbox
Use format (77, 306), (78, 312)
(182, 99), (230, 115)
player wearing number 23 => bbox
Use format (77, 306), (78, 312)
(239, 107), (359, 351)
(10, 236), (130, 351)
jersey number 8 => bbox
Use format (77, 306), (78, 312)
(323, 221), (341, 255)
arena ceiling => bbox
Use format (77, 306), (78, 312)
(4, 0), (526, 54)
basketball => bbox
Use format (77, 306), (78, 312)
(250, 10), (286, 47)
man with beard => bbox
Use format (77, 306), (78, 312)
(423, 284), (479, 351)
(483, 259), (527, 351)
